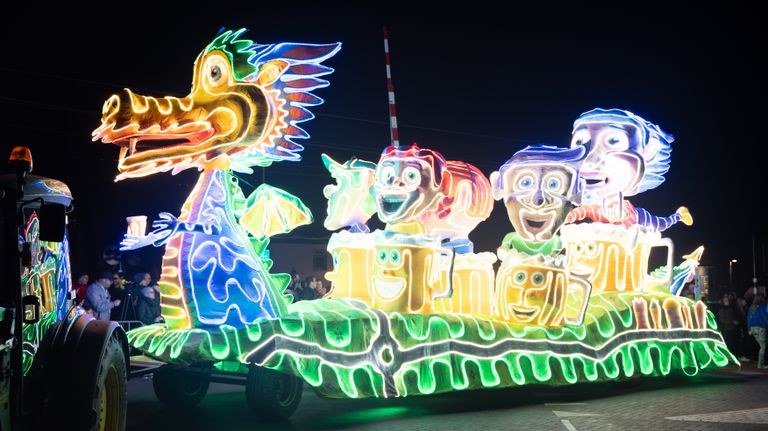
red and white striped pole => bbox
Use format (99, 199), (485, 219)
(383, 26), (400, 147)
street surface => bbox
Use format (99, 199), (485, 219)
(127, 363), (768, 430)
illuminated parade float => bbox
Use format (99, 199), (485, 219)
(93, 29), (736, 418)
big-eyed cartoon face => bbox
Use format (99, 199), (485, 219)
(322, 157), (376, 231)
(370, 237), (443, 313)
(496, 164), (578, 242)
(373, 246), (409, 301)
(495, 263), (567, 326)
(374, 157), (441, 224)
(570, 123), (645, 202)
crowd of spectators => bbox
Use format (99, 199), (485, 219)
(74, 268), (162, 326)
(717, 288), (768, 368)
(73, 261), (331, 328)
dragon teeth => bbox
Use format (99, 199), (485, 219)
(129, 138), (137, 156)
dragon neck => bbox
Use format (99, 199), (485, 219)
(179, 168), (232, 223)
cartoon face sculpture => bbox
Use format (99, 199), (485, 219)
(490, 146), (584, 243)
(321, 154), (377, 232)
(374, 146), (444, 225)
(493, 253), (591, 326)
(570, 108), (673, 203)
(494, 259), (568, 326)
(370, 232), (447, 313)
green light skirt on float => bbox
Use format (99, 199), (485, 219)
(127, 291), (736, 399)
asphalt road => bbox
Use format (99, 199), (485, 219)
(126, 363), (768, 431)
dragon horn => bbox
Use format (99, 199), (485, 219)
(321, 153), (343, 172)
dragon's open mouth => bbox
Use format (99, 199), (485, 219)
(93, 122), (216, 166)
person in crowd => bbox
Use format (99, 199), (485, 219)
(747, 294), (768, 368)
(135, 276), (163, 325)
(295, 276), (327, 301)
(85, 271), (120, 320)
(73, 273), (89, 305)
(719, 294), (744, 360)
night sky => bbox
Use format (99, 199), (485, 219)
(1, 4), (765, 293)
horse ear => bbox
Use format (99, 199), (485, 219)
(256, 60), (289, 86)
(490, 171), (504, 200)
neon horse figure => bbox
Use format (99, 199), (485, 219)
(93, 29), (341, 329)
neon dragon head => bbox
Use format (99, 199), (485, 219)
(570, 108), (673, 202)
(321, 153), (377, 232)
(93, 29), (341, 180)
(491, 145), (585, 242)
(374, 145), (446, 225)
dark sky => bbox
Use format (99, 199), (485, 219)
(1, 4), (765, 290)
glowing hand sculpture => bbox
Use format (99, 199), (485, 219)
(120, 212), (219, 251)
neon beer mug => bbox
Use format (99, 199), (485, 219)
(370, 232), (451, 314)
(126, 215), (147, 237)
(494, 257), (591, 326)
(560, 223), (673, 293)
(325, 231), (375, 304)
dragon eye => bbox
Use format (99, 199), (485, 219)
(390, 249), (401, 264)
(377, 249), (388, 264)
(514, 271), (527, 284)
(204, 56), (229, 88)
(531, 272), (545, 286)
(210, 65), (222, 82)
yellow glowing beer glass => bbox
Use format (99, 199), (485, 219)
(370, 232), (450, 314)
(434, 252), (496, 316)
(561, 223), (673, 293)
(325, 231), (375, 305)
(493, 259), (590, 326)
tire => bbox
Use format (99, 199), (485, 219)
(41, 317), (128, 431)
(152, 366), (210, 408)
(245, 366), (303, 420)
(92, 336), (128, 431)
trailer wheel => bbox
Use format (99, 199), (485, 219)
(152, 366), (210, 408)
(245, 366), (302, 420)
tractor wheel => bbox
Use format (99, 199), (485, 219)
(245, 365), (303, 420)
(152, 366), (210, 408)
(93, 336), (128, 431)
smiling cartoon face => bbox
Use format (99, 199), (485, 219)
(570, 109), (674, 203)
(498, 164), (578, 242)
(374, 147), (443, 225)
(370, 233), (444, 313)
(491, 146), (584, 243)
(570, 123), (644, 203)
(494, 261), (567, 326)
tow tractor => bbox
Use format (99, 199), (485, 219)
(1, 147), (128, 431)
